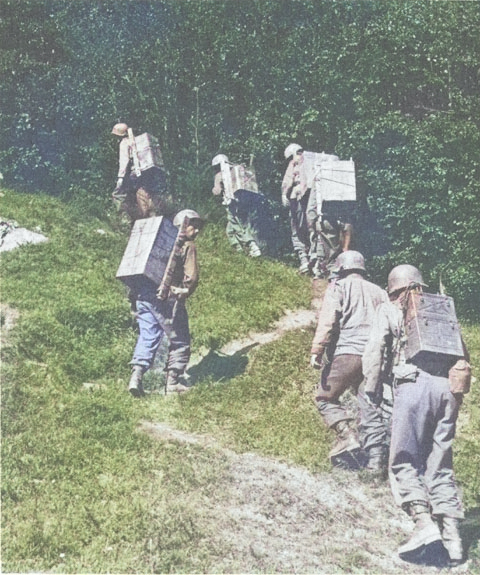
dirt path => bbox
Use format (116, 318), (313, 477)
(188, 308), (317, 368)
(141, 421), (472, 574)
(142, 308), (474, 574)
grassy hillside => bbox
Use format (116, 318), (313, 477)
(1, 189), (479, 573)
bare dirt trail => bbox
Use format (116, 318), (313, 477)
(141, 420), (473, 574)
(141, 306), (475, 574)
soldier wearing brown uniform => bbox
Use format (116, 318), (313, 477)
(310, 251), (390, 468)
(128, 209), (204, 397)
(111, 123), (166, 222)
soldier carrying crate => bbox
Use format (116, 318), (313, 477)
(211, 154), (262, 258)
(111, 123), (169, 224)
(116, 209), (205, 396)
(362, 264), (471, 565)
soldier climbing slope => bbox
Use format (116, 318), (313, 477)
(281, 143), (311, 273)
(211, 154), (262, 257)
(310, 251), (390, 471)
(127, 209), (204, 397)
(111, 122), (168, 223)
(362, 264), (471, 565)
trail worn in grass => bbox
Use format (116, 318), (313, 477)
(140, 420), (475, 574)
(1, 189), (479, 573)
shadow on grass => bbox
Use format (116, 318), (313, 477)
(463, 507), (480, 561)
(187, 346), (256, 385)
(399, 540), (450, 567)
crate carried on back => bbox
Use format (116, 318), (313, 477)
(303, 151), (356, 204)
(116, 216), (186, 297)
(404, 292), (464, 363)
(128, 128), (165, 178)
(219, 160), (259, 203)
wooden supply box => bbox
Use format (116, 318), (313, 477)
(303, 151), (356, 203)
(133, 133), (164, 173)
(405, 292), (464, 362)
(116, 216), (178, 292)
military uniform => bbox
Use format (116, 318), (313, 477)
(363, 292), (468, 562)
(306, 193), (354, 278)
(363, 299), (465, 518)
(212, 171), (260, 256)
(281, 153), (310, 271)
(130, 238), (198, 378)
(311, 271), (389, 461)
(113, 136), (167, 221)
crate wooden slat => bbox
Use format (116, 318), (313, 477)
(134, 133), (164, 173)
(116, 216), (178, 291)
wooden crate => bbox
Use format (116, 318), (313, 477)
(220, 161), (259, 200)
(303, 151), (356, 203)
(116, 216), (178, 291)
(131, 132), (164, 175)
(405, 292), (464, 362)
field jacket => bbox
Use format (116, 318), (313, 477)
(281, 155), (308, 202)
(311, 273), (389, 357)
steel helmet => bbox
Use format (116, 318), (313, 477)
(173, 209), (204, 228)
(212, 154), (229, 166)
(284, 143), (303, 159)
(335, 250), (366, 273)
(387, 264), (427, 294)
(111, 123), (128, 137)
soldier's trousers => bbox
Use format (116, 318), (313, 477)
(389, 370), (464, 519)
(289, 195), (310, 257)
(130, 298), (191, 374)
(315, 354), (389, 452)
(226, 205), (257, 251)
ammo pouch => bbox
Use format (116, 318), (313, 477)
(449, 359), (471, 394)
(392, 364), (418, 385)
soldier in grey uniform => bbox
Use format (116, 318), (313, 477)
(281, 144), (311, 274)
(362, 264), (470, 564)
(310, 250), (390, 468)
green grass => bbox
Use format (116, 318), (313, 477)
(1, 188), (479, 573)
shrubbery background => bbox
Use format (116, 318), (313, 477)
(1, 0), (479, 314)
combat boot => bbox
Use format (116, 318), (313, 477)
(165, 370), (191, 395)
(298, 252), (309, 274)
(329, 420), (361, 458)
(365, 446), (388, 477)
(398, 501), (442, 556)
(438, 516), (463, 565)
(128, 365), (145, 397)
(249, 242), (261, 258)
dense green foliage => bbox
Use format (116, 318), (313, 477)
(1, 0), (479, 314)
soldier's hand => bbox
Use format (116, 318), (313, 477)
(170, 286), (188, 299)
(310, 354), (323, 369)
(281, 195), (289, 208)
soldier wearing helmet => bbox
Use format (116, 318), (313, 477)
(111, 122), (168, 224)
(362, 264), (470, 564)
(305, 152), (355, 281)
(211, 153), (261, 257)
(310, 250), (389, 468)
(281, 143), (310, 273)
(127, 209), (205, 397)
